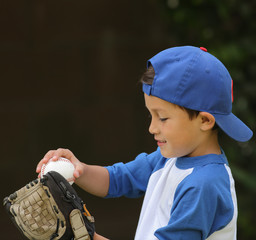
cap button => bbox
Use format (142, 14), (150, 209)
(200, 47), (207, 52)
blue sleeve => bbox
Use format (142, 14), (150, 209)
(105, 148), (164, 198)
(155, 164), (235, 240)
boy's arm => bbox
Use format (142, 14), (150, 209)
(36, 148), (109, 197)
(75, 163), (109, 197)
(105, 149), (163, 198)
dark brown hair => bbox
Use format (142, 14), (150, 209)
(140, 65), (200, 120)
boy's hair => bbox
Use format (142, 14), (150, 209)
(141, 65), (200, 120)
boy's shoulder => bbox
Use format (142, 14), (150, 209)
(176, 153), (231, 190)
(136, 147), (167, 169)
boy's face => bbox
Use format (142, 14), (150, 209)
(144, 94), (204, 158)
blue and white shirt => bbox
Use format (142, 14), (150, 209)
(105, 148), (237, 240)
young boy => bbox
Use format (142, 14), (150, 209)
(36, 46), (253, 240)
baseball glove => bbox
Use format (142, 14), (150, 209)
(3, 171), (95, 240)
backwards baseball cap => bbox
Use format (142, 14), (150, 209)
(142, 46), (253, 142)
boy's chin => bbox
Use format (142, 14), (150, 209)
(159, 148), (185, 159)
(160, 149), (175, 158)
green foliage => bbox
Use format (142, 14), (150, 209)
(157, 0), (256, 239)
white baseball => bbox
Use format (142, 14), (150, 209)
(41, 157), (75, 185)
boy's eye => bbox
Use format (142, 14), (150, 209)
(159, 118), (168, 122)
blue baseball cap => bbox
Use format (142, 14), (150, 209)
(143, 46), (253, 142)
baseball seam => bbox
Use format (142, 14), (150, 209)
(41, 163), (46, 176)
(41, 158), (75, 183)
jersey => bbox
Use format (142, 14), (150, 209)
(105, 148), (237, 240)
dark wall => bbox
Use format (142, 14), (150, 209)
(0, 1), (167, 239)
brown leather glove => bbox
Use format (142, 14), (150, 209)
(3, 171), (95, 240)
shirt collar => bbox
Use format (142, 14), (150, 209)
(175, 150), (228, 170)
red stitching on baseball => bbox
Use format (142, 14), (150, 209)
(58, 158), (72, 164)
(41, 164), (46, 176)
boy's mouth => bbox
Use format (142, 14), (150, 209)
(156, 140), (167, 147)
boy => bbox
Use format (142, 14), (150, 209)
(36, 46), (253, 239)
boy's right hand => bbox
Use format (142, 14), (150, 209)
(36, 148), (84, 180)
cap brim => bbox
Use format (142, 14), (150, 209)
(213, 113), (253, 142)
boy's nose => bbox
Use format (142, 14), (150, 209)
(149, 119), (159, 135)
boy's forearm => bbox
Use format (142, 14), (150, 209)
(75, 163), (110, 197)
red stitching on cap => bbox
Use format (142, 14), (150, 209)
(200, 47), (207, 52)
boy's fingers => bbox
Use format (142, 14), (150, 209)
(43, 150), (57, 161)
(36, 150), (57, 173)
(36, 148), (77, 174)
(73, 170), (80, 179)
(73, 165), (83, 179)
(54, 148), (74, 160)
(42, 149), (65, 162)
(36, 158), (49, 173)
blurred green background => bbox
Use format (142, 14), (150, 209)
(0, 0), (255, 239)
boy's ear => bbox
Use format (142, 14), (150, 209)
(199, 112), (216, 131)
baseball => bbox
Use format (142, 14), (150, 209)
(41, 157), (75, 185)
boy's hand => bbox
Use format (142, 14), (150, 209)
(36, 148), (83, 180)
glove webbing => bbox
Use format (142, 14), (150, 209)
(8, 179), (66, 240)
(4, 172), (95, 240)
